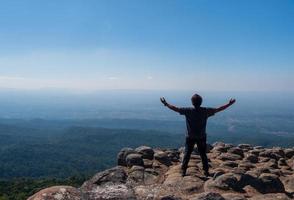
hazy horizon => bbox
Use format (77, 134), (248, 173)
(0, 89), (293, 120)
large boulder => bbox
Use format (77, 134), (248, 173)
(259, 149), (283, 160)
(204, 173), (240, 192)
(144, 168), (159, 184)
(81, 166), (127, 190)
(164, 175), (205, 195)
(117, 148), (136, 166)
(127, 166), (145, 184)
(81, 166), (135, 200)
(27, 186), (83, 200)
(218, 153), (242, 161)
(282, 174), (294, 193)
(212, 142), (230, 153)
(255, 173), (285, 193)
(213, 146), (229, 153)
(126, 153), (144, 167)
(135, 146), (154, 160)
(165, 149), (181, 162)
(85, 184), (136, 200)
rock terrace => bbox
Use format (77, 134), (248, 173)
(28, 142), (294, 200)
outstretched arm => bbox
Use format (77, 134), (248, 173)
(215, 98), (236, 113)
(160, 97), (180, 113)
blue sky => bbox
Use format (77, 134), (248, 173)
(0, 0), (293, 91)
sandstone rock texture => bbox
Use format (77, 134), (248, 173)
(28, 143), (294, 200)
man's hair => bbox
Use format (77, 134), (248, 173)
(191, 94), (202, 107)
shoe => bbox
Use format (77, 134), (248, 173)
(181, 169), (186, 177)
(204, 171), (210, 177)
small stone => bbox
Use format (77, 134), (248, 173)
(278, 158), (288, 166)
(264, 160), (279, 169)
(228, 147), (244, 157)
(244, 154), (258, 163)
(213, 146), (229, 153)
(249, 149), (262, 156)
(154, 151), (172, 166)
(218, 153), (242, 161)
(220, 161), (238, 168)
(238, 161), (255, 170)
(213, 142), (226, 147)
(238, 144), (253, 150)
(284, 148), (294, 159)
(166, 149), (180, 161)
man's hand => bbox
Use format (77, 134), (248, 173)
(160, 97), (180, 112)
(160, 97), (168, 106)
(229, 98), (236, 105)
(215, 98), (236, 113)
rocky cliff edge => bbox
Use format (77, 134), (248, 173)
(28, 142), (294, 200)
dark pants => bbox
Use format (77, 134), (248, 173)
(182, 137), (209, 173)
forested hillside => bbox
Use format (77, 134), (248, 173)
(1, 120), (294, 200)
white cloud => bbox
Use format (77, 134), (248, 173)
(108, 76), (118, 80)
(0, 76), (26, 80)
(0, 49), (293, 91)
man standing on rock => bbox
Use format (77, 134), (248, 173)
(160, 94), (236, 177)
